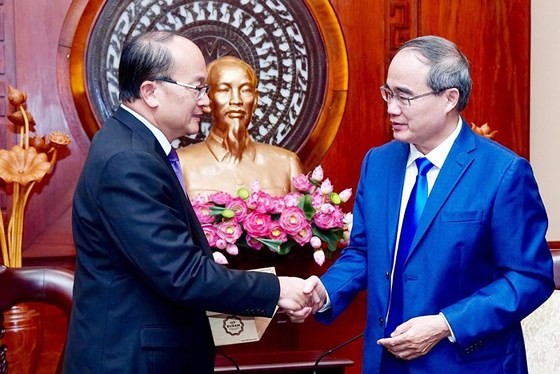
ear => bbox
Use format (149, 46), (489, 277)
(139, 81), (159, 108)
(252, 94), (258, 114)
(444, 88), (460, 113)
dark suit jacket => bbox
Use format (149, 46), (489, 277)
(64, 107), (280, 373)
(317, 120), (554, 373)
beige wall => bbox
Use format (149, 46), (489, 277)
(531, 0), (560, 241)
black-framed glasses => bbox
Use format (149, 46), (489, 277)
(380, 85), (447, 107)
(154, 77), (210, 100)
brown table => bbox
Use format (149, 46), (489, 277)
(215, 350), (354, 373)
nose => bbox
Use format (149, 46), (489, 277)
(198, 92), (210, 106)
(386, 99), (402, 116)
(229, 90), (242, 104)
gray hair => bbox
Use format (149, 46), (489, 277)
(399, 35), (471, 111)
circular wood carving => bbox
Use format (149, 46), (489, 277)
(67, 0), (348, 169)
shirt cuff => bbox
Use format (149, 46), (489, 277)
(317, 290), (332, 313)
(439, 312), (456, 343)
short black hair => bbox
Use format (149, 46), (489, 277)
(118, 31), (176, 103)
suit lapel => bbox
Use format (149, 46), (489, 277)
(387, 142), (410, 258)
(408, 121), (476, 258)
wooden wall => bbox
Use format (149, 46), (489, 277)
(0, 0), (530, 373)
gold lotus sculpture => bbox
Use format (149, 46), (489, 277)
(0, 85), (70, 267)
(470, 122), (498, 139)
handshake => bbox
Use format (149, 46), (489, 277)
(277, 276), (327, 323)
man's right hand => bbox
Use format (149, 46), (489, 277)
(285, 275), (327, 323)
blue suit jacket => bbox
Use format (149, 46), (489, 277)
(64, 108), (280, 373)
(317, 121), (554, 373)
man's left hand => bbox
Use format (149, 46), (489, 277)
(377, 314), (450, 360)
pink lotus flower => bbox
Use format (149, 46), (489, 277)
(293, 222), (313, 246)
(217, 220), (243, 244)
(226, 198), (249, 222)
(190, 165), (352, 266)
(202, 224), (220, 247)
(293, 174), (313, 192)
(209, 191), (233, 205)
(243, 211), (272, 238)
(314, 205), (344, 230)
(269, 222), (288, 242)
(279, 207), (308, 236)
(192, 203), (216, 224)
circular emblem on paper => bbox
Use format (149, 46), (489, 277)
(222, 315), (245, 336)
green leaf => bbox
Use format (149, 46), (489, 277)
(298, 194), (316, 220)
(312, 226), (342, 253)
(255, 238), (295, 255)
(209, 205), (227, 216)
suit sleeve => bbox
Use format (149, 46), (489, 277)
(441, 157), (554, 344)
(96, 151), (280, 317)
(316, 150), (372, 323)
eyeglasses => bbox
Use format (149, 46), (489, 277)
(380, 85), (447, 107)
(154, 77), (210, 100)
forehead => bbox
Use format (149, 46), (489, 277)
(387, 49), (431, 91)
(209, 61), (253, 85)
(168, 37), (207, 81)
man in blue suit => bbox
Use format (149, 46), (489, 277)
(291, 35), (554, 373)
(64, 31), (314, 373)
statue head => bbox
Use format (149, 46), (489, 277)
(205, 56), (258, 135)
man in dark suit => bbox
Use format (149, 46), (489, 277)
(64, 31), (314, 373)
(291, 35), (555, 373)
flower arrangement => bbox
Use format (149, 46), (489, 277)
(191, 166), (353, 266)
(0, 85), (71, 267)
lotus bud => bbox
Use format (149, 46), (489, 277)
(329, 192), (341, 205)
(310, 236), (322, 249)
(226, 243), (239, 255)
(313, 249), (325, 266)
(216, 238), (227, 250)
(30, 135), (50, 153)
(320, 178), (333, 195)
(338, 188), (352, 203)
(212, 251), (229, 265)
(311, 165), (324, 182)
(7, 110), (35, 127)
(7, 85), (27, 106)
(237, 187), (250, 199)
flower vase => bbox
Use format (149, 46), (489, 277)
(1, 304), (43, 374)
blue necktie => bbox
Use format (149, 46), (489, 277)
(168, 148), (186, 193)
(386, 157), (433, 336)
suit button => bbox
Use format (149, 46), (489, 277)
(385, 271), (390, 279)
(379, 317), (384, 326)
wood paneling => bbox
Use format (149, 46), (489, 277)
(1, 1), (531, 373)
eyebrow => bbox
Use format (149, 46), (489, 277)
(386, 84), (414, 96)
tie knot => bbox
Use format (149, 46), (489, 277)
(415, 157), (433, 177)
(168, 148), (179, 162)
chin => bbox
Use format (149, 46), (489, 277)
(185, 123), (200, 136)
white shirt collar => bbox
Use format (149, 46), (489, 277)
(407, 117), (463, 169)
(120, 104), (172, 155)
